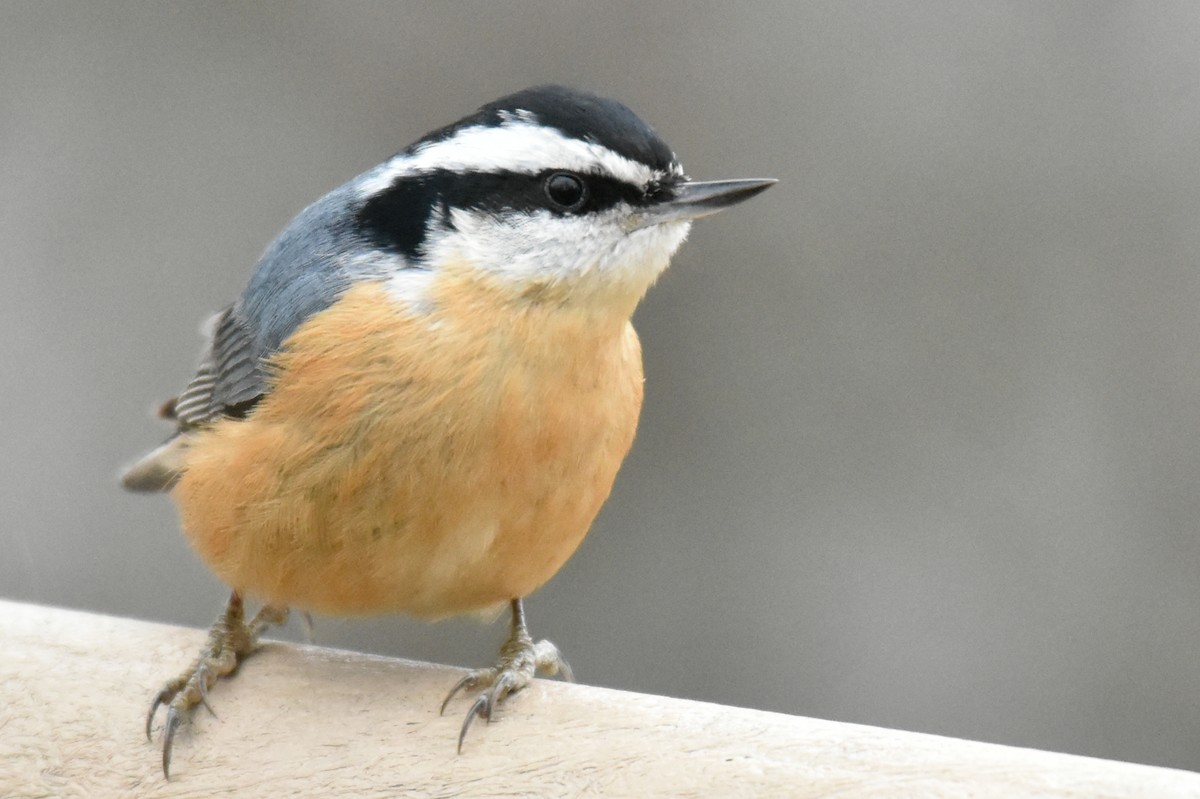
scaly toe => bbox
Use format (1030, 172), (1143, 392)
(145, 596), (288, 779)
(530, 639), (572, 681)
(447, 636), (570, 752)
(440, 668), (496, 716)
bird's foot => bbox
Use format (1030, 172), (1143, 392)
(441, 599), (572, 752)
(146, 592), (288, 778)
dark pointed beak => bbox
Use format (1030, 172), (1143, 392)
(631, 178), (777, 229)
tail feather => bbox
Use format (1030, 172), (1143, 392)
(120, 435), (190, 493)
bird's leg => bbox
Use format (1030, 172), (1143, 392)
(441, 598), (573, 752)
(146, 590), (288, 778)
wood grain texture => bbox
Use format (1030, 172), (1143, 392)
(1, 599), (1196, 798)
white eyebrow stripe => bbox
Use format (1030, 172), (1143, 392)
(356, 120), (659, 197)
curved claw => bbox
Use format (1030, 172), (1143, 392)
(440, 672), (482, 716)
(454, 670), (523, 752)
(145, 593), (288, 779)
(162, 706), (185, 779)
(444, 600), (569, 754)
(195, 665), (217, 719)
(457, 694), (490, 754)
(146, 697), (162, 741)
(146, 687), (172, 741)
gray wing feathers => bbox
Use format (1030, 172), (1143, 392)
(121, 307), (267, 491)
(172, 359), (217, 425)
(211, 308), (266, 409)
(174, 307), (267, 426)
(122, 174), (406, 493)
(174, 177), (407, 426)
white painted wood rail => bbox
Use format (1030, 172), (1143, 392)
(1, 599), (1196, 797)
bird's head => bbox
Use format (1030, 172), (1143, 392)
(334, 85), (773, 315)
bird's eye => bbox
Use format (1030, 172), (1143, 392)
(544, 172), (587, 211)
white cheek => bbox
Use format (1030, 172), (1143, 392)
(605, 221), (691, 277)
(425, 209), (690, 298)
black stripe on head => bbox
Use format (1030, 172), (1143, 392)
(355, 169), (649, 259)
(354, 175), (436, 261)
(411, 85), (679, 176)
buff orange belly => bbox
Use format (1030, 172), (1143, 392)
(171, 277), (644, 617)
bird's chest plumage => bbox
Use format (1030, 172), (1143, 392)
(173, 274), (644, 617)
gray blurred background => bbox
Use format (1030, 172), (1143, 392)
(3, 0), (1199, 773)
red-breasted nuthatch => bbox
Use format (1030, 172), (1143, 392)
(124, 85), (774, 777)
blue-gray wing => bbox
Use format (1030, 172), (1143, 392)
(170, 179), (392, 426)
(169, 184), (372, 422)
(171, 306), (266, 425)
(122, 191), (370, 492)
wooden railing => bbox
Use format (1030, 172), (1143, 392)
(2, 599), (1196, 797)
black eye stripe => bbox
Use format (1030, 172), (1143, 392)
(439, 169), (643, 215)
(355, 169), (650, 258)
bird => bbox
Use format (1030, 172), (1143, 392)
(123, 84), (774, 778)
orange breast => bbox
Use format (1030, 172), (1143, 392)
(171, 271), (644, 617)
